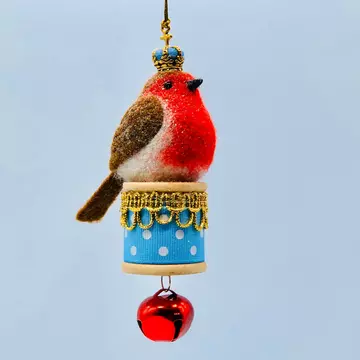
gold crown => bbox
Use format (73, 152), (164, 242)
(152, 45), (184, 72)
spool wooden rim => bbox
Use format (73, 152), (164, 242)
(122, 182), (207, 192)
(121, 262), (207, 276)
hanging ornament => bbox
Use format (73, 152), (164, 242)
(137, 277), (194, 342)
(76, 0), (216, 342)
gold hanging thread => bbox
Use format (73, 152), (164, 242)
(160, 0), (173, 46)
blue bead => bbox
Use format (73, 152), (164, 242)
(181, 50), (184, 57)
(154, 49), (163, 60)
(167, 47), (178, 58)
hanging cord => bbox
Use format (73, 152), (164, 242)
(161, 0), (172, 46)
(161, 276), (172, 292)
(164, 0), (169, 22)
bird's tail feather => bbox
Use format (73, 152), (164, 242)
(76, 173), (123, 223)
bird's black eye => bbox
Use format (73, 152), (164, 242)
(163, 81), (173, 90)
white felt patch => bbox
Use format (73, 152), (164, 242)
(116, 100), (190, 182)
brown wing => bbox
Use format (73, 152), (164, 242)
(109, 95), (164, 171)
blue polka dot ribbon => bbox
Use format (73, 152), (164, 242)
(123, 208), (205, 265)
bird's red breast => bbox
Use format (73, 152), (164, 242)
(143, 71), (216, 180)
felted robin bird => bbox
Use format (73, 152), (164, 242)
(76, 47), (216, 223)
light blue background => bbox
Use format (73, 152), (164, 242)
(1, 0), (359, 359)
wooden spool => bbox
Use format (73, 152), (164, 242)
(121, 182), (208, 276)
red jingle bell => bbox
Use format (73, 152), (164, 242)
(137, 289), (194, 342)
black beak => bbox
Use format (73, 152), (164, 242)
(187, 78), (203, 92)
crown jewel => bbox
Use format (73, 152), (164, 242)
(152, 46), (184, 72)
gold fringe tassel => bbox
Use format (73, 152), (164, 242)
(120, 191), (208, 231)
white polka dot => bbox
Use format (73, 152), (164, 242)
(159, 246), (169, 256)
(159, 214), (169, 222)
(130, 213), (135, 223)
(142, 230), (152, 240)
(175, 229), (184, 240)
(200, 229), (204, 238)
(130, 246), (137, 256)
(190, 245), (197, 256)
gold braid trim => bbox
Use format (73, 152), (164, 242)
(120, 191), (208, 231)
